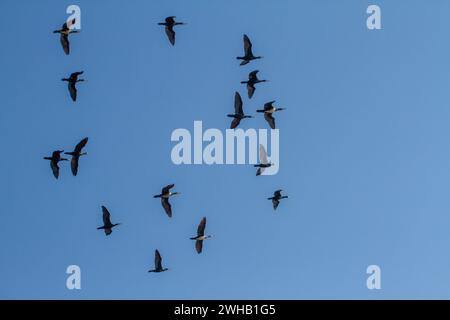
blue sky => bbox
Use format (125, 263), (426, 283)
(1, 0), (450, 299)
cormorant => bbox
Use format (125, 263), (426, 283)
(236, 34), (262, 66)
(148, 249), (169, 273)
(190, 217), (211, 254)
(53, 19), (79, 55)
(64, 137), (88, 176)
(158, 16), (185, 46)
(227, 92), (253, 129)
(267, 190), (288, 210)
(256, 101), (285, 129)
(43, 150), (68, 179)
(153, 184), (180, 218)
(61, 71), (84, 102)
(97, 206), (121, 236)
(241, 70), (267, 99)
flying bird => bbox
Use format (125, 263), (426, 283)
(61, 71), (84, 102)
(267, 190), (288, 210)
(256, 101), (286, 129)
(190, 217), (212, 254)
(53, 19), (79, 55)
(153, 184), (180, 218)
(254, 144), (273, 176)
(241, 70), (268, 99)
(97, 206), (121, 236)
(148, 249), (169, 273)
(227, 92), (253, 129)
(158, 16), (185, 46)
(43, 150), (68, 179)
(236, 34), (262, 66)
(64, 137), (88, 176)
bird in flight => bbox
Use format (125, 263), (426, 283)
(256, 101), (286, 129)
(267, 190), (288, 210)
(153, 184), (180, 218)
(158, 16), (185, 46)
(190, 217), (212, 254)
(61, 71), (85, 102)
(43, 150), (68, 179)
(254, 144), (273, 176)
(64, 137), (88, 176)
(227, 92), (253, 129)
(241, 70), (268, 99)
(53, 19), (79, 55)
(97, 206), (121, 236)
(236, 34), (262, 66)
(148, 249), (169, 273)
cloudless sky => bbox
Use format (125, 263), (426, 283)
(2, 0), (450, 299)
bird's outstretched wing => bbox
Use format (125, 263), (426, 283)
(249, 70), (259, 81)
(161, 198), (172, 217)
(165, 16), (176, 24)
(247, 83), (255, 99)
(195, 240), (203, 254)
(74, 137), (88, 153)
(264, 112), (275, 129)
(71, 157), (79, 176)
(50, 161), (59, 179)
(162, 184), (174, 194)
(68, 82), (77, 101)
(230, 118), (241, 129)
(272, 198), (280, 210)
(165, 26), (175, 45)
(256, 167), (264, 176)
(259, 144), (269, 164)
(197, 217), (206, 236)
(155, 250), (163, 269)
(102, 206), (112, 226)
(60, 34), (70, 55)
(243, 34), (253, 56)
(264, 101), (276, 110)
(234, 92), (243, 115)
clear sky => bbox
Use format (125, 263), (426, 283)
(1, 0), (450, 299)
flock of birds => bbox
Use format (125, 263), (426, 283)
(45, 16), (288, 274)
